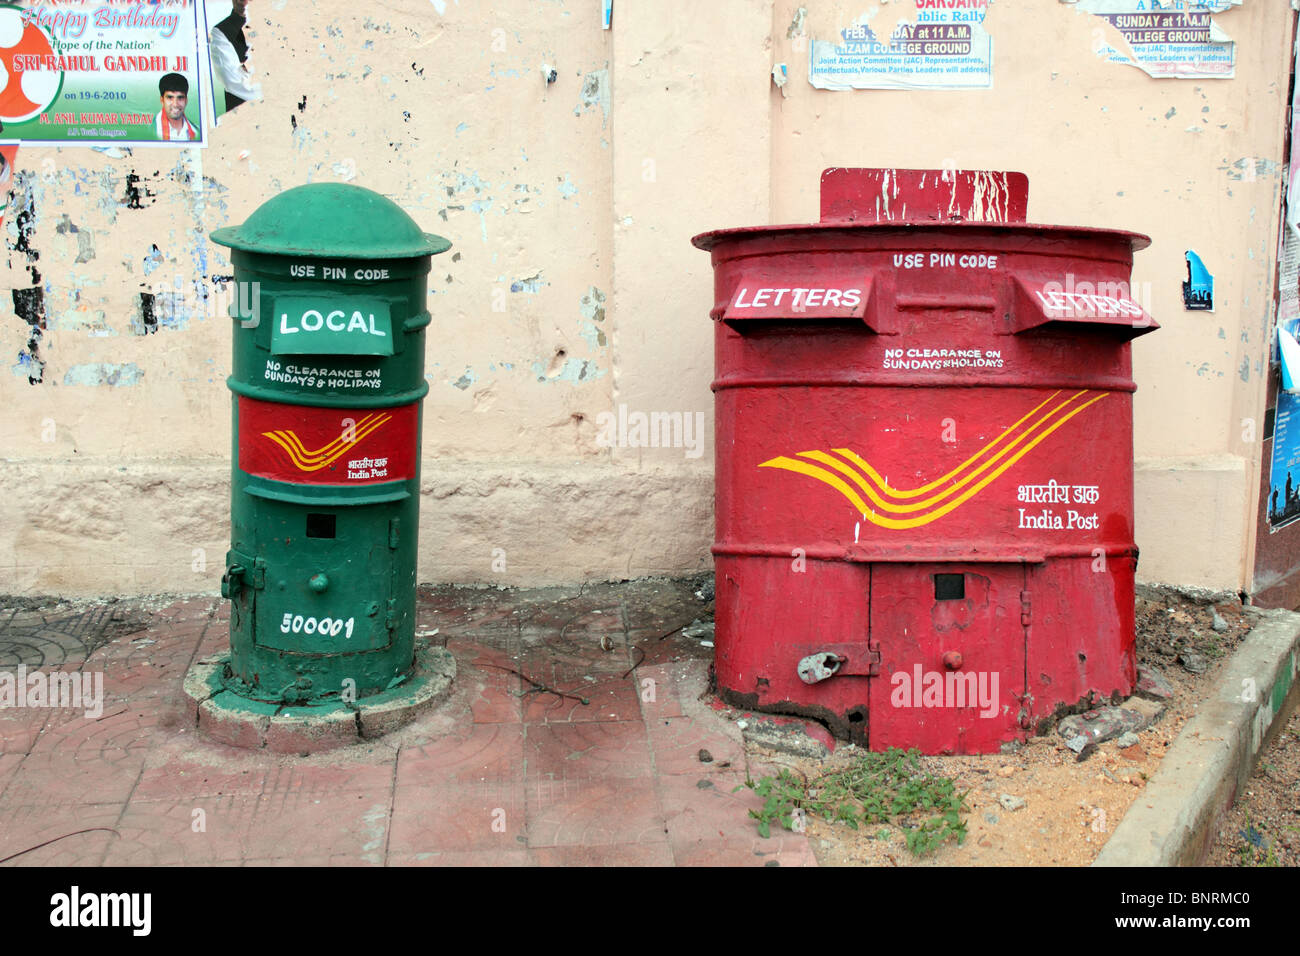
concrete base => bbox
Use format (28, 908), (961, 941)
(1094, 608), (1300, 866)
(182, 641), (456, 754)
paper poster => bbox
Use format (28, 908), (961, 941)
(1269, 391), (1300, 530)
(1274, 24), (1300, 360)
(0, 0), (206, 147)
(1064, 0), (1238, 79)
(809, 1), (994, 91)
(0, 142), (15, 227)
(204, 1), (261, 126)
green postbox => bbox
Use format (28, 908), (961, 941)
(210, 183), (449, 709)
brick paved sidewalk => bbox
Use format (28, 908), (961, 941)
(0, 580), (814, 866)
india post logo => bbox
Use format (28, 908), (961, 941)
(261, 411), (392, 473)
(760, 390), (1107, 529)
(236, 397), (418, 486)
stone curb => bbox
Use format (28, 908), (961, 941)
(1094, 608), (1300, 867)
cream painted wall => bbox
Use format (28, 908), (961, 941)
(0, 1), (1292, 596)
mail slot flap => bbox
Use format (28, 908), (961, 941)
(271, 296), (396, 355)
(721, 274), (879, 329)
(1010, 277), (1158, 340)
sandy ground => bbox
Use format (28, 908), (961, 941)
(737, 589), (1263, 866)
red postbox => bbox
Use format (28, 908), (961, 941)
(693, 169), (1156, 755)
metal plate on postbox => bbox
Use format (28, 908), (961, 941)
(271, 296), (395, 356)
(721, 275), (874, 324)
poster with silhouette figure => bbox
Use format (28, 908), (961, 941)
(1268, 390), (1300, 530)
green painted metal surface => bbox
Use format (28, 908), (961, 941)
(212, 183), (450, 704)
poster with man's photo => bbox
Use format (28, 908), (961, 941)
(0, 0), (207, 147)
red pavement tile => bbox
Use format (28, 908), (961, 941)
(524, 720), (654, 777)
(104, 797), (246, 866)
(0, 747), (147, 806)
(133, 747), (397, 801)
(646, 716), (744, 775)
(525, 771), (666, 849)
(0, 802), (124, 867)
(0, 753), (23, 794)
(444, 639), (524, 724)
(656, 772), (816, 867)
(529, 843), (674, 866)
(388, 780), (525, 853)
(387, 848), (534, 866)
(1, 706), (158, 805)
(521, 669), (642, 724)
(0, 707), (50, 756)
(217, 789), (395, 863)
(94, 625), (206, 668)
(108, 790), (398, 866)
(397, 722), (523, 789)
(671, 835), (816, 867)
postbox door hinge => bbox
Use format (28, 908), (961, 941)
(385, 598), (399, 630)
(1020, 589), (1032, 627)
(388, 517), (400, 550)
(222, 551), (266, 597)
(867, 639), (882, 676)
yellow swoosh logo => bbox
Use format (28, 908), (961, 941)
(261, 412), (391, 472)
(759, 391), (1107, 529)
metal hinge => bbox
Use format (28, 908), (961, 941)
(1020, 589), (1032, 627)
(221, 551), (265, 597)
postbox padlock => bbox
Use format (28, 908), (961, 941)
(797, 652), (845, 684)
(210, 183), (450, 706)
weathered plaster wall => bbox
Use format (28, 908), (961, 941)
(0, 0), (1293, 596)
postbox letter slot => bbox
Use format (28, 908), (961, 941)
(1009, 276), (1158, 340)
(306, 512), (336, 539)
(934, 573), (965, 601)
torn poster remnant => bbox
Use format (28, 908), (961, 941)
(809, 1), (993, 91)
(1064, 0), (1239, 79)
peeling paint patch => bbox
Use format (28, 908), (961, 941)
(451, 368), (477, 390)
(532, 357), (605, 385)
(575, 68), (611, 126)
(12, 286), (47, 384)
(1221, 157), (1280, 181)
(54, 213), (96, 263)
(64, 362), (143, 387)
(143, 244), (164, 276)
(123, 170), (156, 209)
(511, 272), (545, 294)
(557, 174), (578, 200)
(134, 289), (188, 334)
(578, 285), (607, 348)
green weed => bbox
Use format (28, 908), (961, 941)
(738, 747), (968, 856)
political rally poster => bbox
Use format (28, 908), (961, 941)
(809, 0), (994, 92)
(0, 0), (207, 147)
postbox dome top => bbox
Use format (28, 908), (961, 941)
(210, 183), (451, 260)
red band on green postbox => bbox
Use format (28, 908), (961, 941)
(238, 397), (417, 484)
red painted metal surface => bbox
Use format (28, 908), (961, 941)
(237, 396), (419, 485)
(693, 168), (1156, 754)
